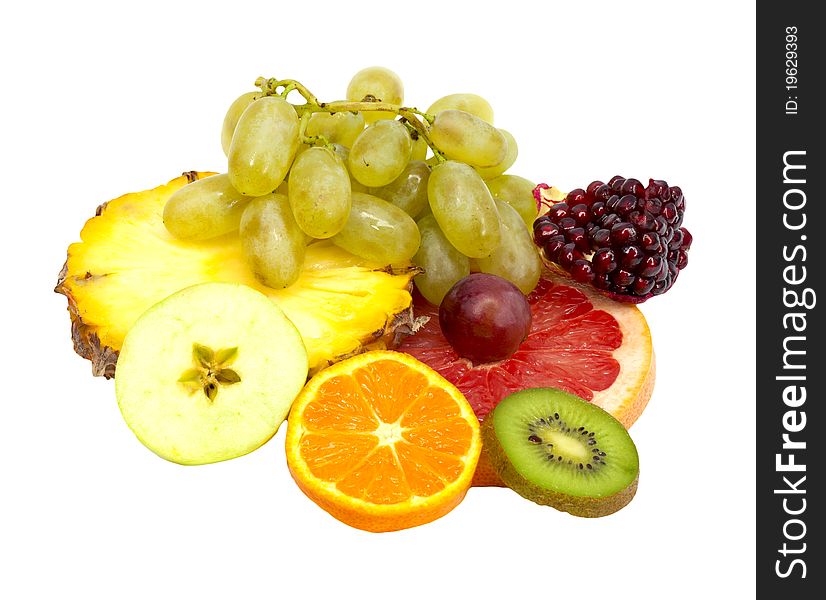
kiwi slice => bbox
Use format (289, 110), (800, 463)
(483, 388), (639, 517)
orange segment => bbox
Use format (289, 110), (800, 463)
(299, 432), (376, 482)
(302, 375), (379, 432)
(401, 387), (462, 428)
(337, 446), (410, 504)
(403, 418), (474, 456)
(396, 442), (464, 488)
(353, 359), (431, 423)
(285, 350), (481, 533)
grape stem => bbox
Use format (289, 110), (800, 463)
(297, 111), (333, 149)
(255, 76), (445, 162)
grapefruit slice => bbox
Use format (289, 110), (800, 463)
(398, 271), (655, 486)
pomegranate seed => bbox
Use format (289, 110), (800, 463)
(533, 221), (561, 246)
(639, 255), (663, 278)
(593, 273), (611, 290)
(610, 222), (638, 244)
(543, 236), (566, 260)
(566, 188), (588, 206)
(620, 178), (643, 197)
(557, 243), (582, 269)
(652, 279), (669, 295)
(655, 261), (669, 281)
(547, 202), (569, 221)
(570, 260), (595, 283)
(628, 210), (651, 230)
(590, 201), (606, 219)
(570, 203), (591, 226)
(632, 276), (655, 295)
(567, 227), (589, 252)
(616, 194), (638, 216)
(680, 227), (693, 250)
(619, 245), (643, 269)
(601, 213), (621, 229)
(593, 184), (613, 202)
(653, 216), (668, 236)
(592, 228), (611, 247)
(668, 228), (684, 250)
(612, 269), (635, 287)
(558, 216), (577, 231)
(644, 197), (663, 215)
(641, 232), (661, 252)
(586, 180), (604, 200)
(662, 202), (678, 224)
(533, 215), (551, 230)
(645, 179), (668, 199)
(592, 248), (617, 273)
(609, 176), (626, 192)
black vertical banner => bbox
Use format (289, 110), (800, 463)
(756, 2), (823, 597)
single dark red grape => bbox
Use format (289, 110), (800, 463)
(439, 273), (532, 364)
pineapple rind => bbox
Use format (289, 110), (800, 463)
(58, 173), (417, 374)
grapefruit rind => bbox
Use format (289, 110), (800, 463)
(582, 288), (655, 427)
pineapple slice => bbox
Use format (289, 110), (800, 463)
(56, 172), (420, 378)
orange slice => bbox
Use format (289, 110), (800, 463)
(285, 350), (481, 532)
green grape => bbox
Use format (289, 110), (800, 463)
(349, 120), (412, 187)
(306, 109), (365, 148)
(239, 193), (306, 289)
(410, 135), (428, 162)
(486, 174), (539, 228)
(331, 192), (421, 264)
(417, 201), (433, 219)
(288, 147), (352, 239)
(330, 144), (368, 193)
(292, 142), (310, 164)
(427, 161), (501, 258)
(426, 93), (494, 124)
(413, 214), (470, 305)
(428, 110), (507, 167)
(476, 200), (542, 294)
(346, 66), (404, 123)
(369, 160), (430, 218)
(228, 96), (300, 196)
(220, 91), (260, 157)
(163, 173), (250, 240)
(475, 129), (518, 179)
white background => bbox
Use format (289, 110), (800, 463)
(2, 1), (756, 598)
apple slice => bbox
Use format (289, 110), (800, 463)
(115, 282), (308, 465)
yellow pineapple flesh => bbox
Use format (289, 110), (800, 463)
(56, 172), (420, 377)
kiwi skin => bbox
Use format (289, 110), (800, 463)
(482, 415), (639, 518)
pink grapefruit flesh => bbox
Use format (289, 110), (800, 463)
(399, 271), (655, 486)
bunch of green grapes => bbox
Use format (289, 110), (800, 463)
(162, 67), (541, 297)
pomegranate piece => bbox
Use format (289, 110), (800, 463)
(533, 176), (692, 302)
